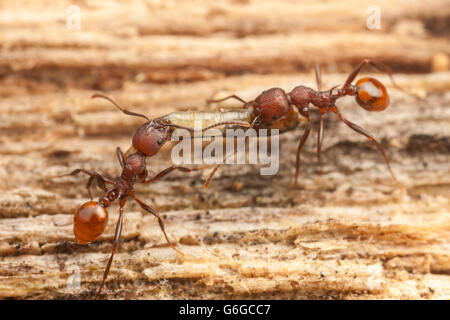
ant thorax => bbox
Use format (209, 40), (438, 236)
(122, 153), (147, 178)
(98, 152), (147, 208)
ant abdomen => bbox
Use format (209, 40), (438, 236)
(355, 77), (390, 112)
(74, 201), (109, 244)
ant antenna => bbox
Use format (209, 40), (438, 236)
(92, 93), (151, 121)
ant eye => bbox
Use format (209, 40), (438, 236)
(157, 138), (164, 145)
(355, 77), (389, 112)
(74, 201), (108, 244)
(272, 115), (279, 120)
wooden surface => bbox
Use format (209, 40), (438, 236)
(0, 0), (449, 299)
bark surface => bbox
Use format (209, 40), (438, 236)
(0, 0), (449, 299)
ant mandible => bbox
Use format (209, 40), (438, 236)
(60, 94), (250, 298)
(207, 59), (402, 191)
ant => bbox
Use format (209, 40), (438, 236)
(59, 94), (250, 298)
(206, 59), (403, 191)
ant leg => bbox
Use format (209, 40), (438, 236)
(60, 169), (115, 199)
(116, 147), (125, 168)
(204, 148), (237, 189)
(334, 109), (400, 186)
(166, 120), (251, 133)
(315, 64), (322, 91)
(202, 120), (251, 131)
(314, 63), (326, 173)
(204, 164), (223, 189)
(342, 59), (401, 91)
(130, 192), (184, 256)
(316, 112), (325, 179)
(142, 165), (212, 184)
(167, 117), (256, 188)
(95, 174), (113, 193)
(92, 93), (150, 121)
(61, 169), (115, 184)
(95, 198), (126, 299)
(86, 176), (95, 200)
(289, 111), (312, 193)
(204, 115), (259, 188)
(163, 120), (251, 188)
(206, 95), (247, 105)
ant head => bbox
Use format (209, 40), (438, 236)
(255, 88), (290, 124)
(288, 86), (314, 110)
(355, 77), (389, 111)
(74, 201), (109, 244)
(132, 120), (170, 156)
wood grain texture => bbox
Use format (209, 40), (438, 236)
(0, 0), (449, 299)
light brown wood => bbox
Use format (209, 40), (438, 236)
(0, 0), (449, 299)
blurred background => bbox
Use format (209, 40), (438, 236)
(0, 0), (449, 299)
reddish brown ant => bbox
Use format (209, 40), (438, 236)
(58, 94), (250, 298)
(206, 59), (403, 191)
